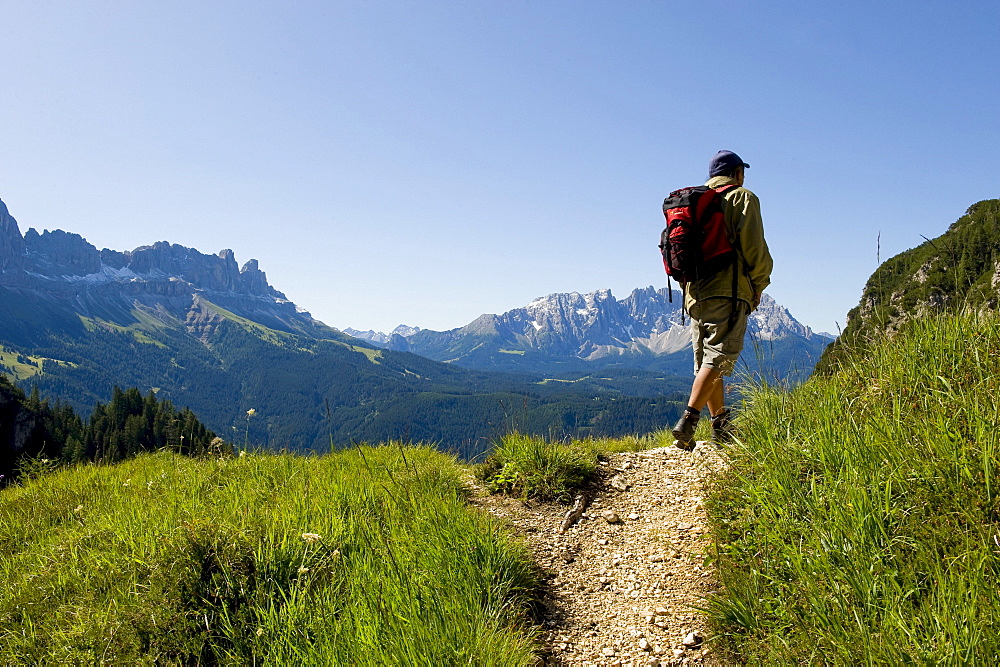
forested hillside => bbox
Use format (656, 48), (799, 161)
(0, 377), (222, 485)
(0, 299), (689, 458)
(819, 198), (1000, 370)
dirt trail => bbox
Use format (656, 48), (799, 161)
(471, 444), (727, 667)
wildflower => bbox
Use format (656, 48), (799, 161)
(123, 479), (131, 487)
(256, 627), (264, 637)
(147, 481), (154, 490)
(301, 532), (322, 543)
(73, 505), (83, 515)
(239, 450), (247, 458)
(297, 566), (310, 575)
(246, 408), (256, 417)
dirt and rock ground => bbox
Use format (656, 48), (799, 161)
(470, 443), (728, 667)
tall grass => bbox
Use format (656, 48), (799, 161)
(476, 432), (671, 502)
(0, 445), (538, 664)
(706, 311), (1000, 662)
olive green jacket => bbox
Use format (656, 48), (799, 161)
(683, 175), (773, 311)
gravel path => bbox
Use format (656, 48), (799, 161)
(472, 444), (727, 667)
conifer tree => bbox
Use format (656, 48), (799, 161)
(0, 380), (229, 484)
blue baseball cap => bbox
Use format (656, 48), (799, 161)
(709, 150), (750, 177)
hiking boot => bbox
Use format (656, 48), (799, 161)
(711, 409), (733, 444)
(672, 409), (700, 451)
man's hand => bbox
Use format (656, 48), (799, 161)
(752, 292), (762, 311)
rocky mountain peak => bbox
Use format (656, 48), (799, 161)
(0, 199), (26, 272)
(355, 285), (828, 379)
(391, 324), (421, 337)
(239, 258), (277, 296)
(0, 194), (336, 352)
(0, 194), (295, 312)
(128, 241), (247, 293)
(218, 249), (239, 280)
(24, 228), (102, 276)
(343, 324), (423, 346)
(751, 293), (815, 341)
(100, 248), (130, 269)
(620, 287), (683, 334)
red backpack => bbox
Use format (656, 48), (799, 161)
(659, 184), (739, 287)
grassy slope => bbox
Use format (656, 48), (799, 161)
(0, 446), (538, 664)
(708, 311), (1000, 662)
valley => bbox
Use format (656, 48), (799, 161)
(0, 197), (829, 456)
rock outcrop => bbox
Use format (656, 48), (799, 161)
(0, 198), (284, 301)
(0, 199), (26, 273)
(238, 259), (274, 296)
(24, 229), (102, 276)
(0, 196), (320, 339)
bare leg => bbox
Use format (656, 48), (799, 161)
(706, 372), (725, 417)
(688, 366), (725, 416)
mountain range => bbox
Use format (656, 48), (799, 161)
(0, 198), (704, 455)
(346, 287), (831, 381)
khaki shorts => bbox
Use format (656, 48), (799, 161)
(689, 298), (750, 376)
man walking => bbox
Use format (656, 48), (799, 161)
(672, 150), (772, 450)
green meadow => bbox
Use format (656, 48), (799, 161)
(0, 446), (538, 664)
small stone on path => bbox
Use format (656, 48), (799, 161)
(683, 630), (703, 647)
(610, 476), (629, 492)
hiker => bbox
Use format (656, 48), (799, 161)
(670, 150), (773, 450)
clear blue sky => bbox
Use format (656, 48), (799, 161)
(2, 1), (998, 335)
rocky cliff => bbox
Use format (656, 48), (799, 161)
(0, 197), (327, 337)
(353, 286), (830, 379)
(0, 200), (26, 273)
